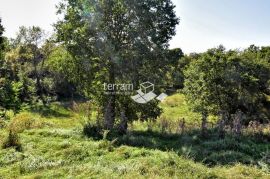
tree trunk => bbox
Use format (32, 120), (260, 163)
(218, 110), (228, 138)
(201, 112), (208, 137)
(104, 97), (115, 129)
(233, 110), (243, 136)
(104, 62), (116, 130)
(34, 64), (46, 105)
(178, 118), (185, 134)
(118, 110), (128, 134)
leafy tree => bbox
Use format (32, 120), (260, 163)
(56, 0), (179, 131)
(0, 18), (5, 71)
(183, 45), (270, 136)
(0, 19), (22, 113)
(45, 44), (77, 99)
(5, 26), (54, 105)
(158, 48), (184, 90)
(0, 18), (6, 72)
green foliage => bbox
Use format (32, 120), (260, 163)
(0, 18), (5, 59)
(0, 78), (22, 111)
(1, 4), (270, 179)
(5, 26), (58, 106)
(82, 121), (102, 139)
(8, 112), (40, 133)
(183, 45), (270, 122)
(0, 20), (23, 112)
(55, 0), (179, 131)
(2, 131), (22, 151)
(45, 45), (77, 98)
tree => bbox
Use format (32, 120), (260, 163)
(45, 44), (77, 99)
(0, 19), (22, 113)
(0, 18), (5, 70)
(5, 26), (53, 105)
(56, 0), (179, 131)
(159, 48), (184, 90)
(183, 45), (270, 136)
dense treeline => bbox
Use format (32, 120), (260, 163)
(0, 25), (76, 112)
(0, 0), (269, 137)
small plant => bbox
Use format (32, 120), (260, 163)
(2, 130), (22, 151)
(262, 125), (270, 136)
(98, 130), (117, 152)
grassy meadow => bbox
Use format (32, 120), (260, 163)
(0, 94), (269, 178)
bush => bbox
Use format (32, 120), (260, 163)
(82, 122), (102, 139)
(8, 112), (41, 133)
(2, 131), (22, 151)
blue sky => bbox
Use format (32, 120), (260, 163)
(171, 0), (270, 53)
(0, 0), (270, 53)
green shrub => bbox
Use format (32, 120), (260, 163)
(2, 131), (22, 151)
(82, 121), (102, 139)
(9, 112), (41, 133)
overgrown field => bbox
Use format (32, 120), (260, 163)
(0, 95), (270, 178)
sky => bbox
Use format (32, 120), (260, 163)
(0, 0), (270, 53)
